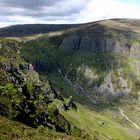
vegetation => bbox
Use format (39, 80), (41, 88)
(0, 39), (86, 139)
(0, 116), (78, 140)
(1, 19), (140, 139)
(22, 38), (140, 103)
(61, 105), (135, 140)
(0, 24), (80, 37)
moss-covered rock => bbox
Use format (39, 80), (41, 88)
(0, 39), (83, 137)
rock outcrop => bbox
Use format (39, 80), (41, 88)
(0, 39), (82, 136)
(59, 36), (131, 54)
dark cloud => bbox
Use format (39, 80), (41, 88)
(0, 0), (88, 26)
(0, 0), (86, 15)
(0, 0), (61, 9)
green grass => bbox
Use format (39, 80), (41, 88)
(0, 103), (136, 140)
(61, 105), (136, 140)
(48, 73), (91, 105)
(0, 116), (81, 140)
(128, 38), (140, 45)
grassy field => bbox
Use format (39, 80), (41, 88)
(61, 105), (136, 140)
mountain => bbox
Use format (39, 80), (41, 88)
(0, 24), (81, 37)
(0, 19), (140, 140)
(22, 19), (140, 104)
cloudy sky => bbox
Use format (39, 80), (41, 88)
(0, 0), (140, 27)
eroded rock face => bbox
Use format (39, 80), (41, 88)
(97, 74), (131, 100)
(130, 44), (140, 71)
(76, 62), (140, 104)
(32, 60), (56, 72)
(20, 20), (140, 105)
(59, 36), (131, 54)
(59, 35), (81, 53)
(33, 60), (48, 72)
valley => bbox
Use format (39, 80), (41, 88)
(0, 19), (140, 140)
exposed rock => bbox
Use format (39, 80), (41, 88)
(0, 39), (81, 135)
(77, 64), (98, 87)
(58, 35), (131, 54)
(98, 73), (115, 95)
(19, 64), (29, 70)
(33, 60), (56, 72)
(59, 35), (81, 53)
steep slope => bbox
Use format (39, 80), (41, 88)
(0, 40), (136, 140)
(0, 116), (76, 140)
(22, 19), (140, 105)
(20, 19), (140, 139)
(0, 39), (85, 139)
(1, 19), (140, 140)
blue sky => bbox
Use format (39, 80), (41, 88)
(124, 0), (140, 4)
(0, 0), (140, 27)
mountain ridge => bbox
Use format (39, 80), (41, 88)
(1, 18), (140, 37)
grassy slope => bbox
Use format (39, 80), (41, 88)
(0, 116), (80, 140)
(0, 104), (136, 140)
(61, 106), (135, 140)
(49, 73), (138, 140)
(0, 39), (84, 140)
(47, 73), (91, 105)
(46, 50), (140, 139)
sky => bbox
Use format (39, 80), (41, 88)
(0, 0), (140, 27)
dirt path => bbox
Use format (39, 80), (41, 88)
(115, 107), (140, 130)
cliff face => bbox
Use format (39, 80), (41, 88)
(56, 19), (140, 54)
(44, 19), (140, 104)
(51, 20), (140, 104)
(59, 35), (131, 54)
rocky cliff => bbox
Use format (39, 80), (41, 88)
(54, 20), (140, 55)
(22, 19), (140, 105)
(0, 39), (83, 137)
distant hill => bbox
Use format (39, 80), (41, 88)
(0, 24), (81, 37)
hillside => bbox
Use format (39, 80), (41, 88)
(0, 19), (140, 140)
(0, 39), (86, 139)
(0, 24), (81, 37)
(22, 19), (140, 104)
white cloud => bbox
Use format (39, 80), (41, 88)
(0, 0), (140, 27)
(76, 0), (140, 23)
